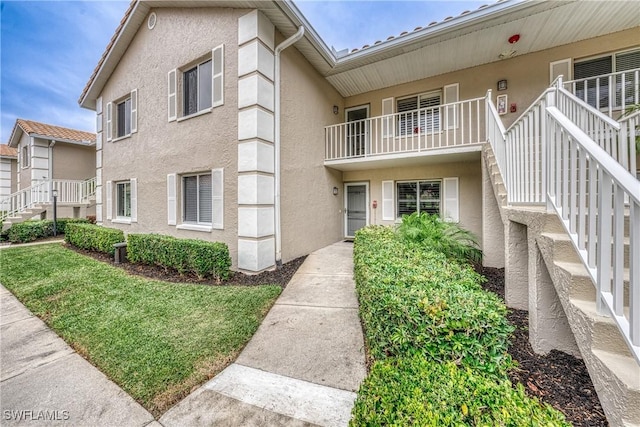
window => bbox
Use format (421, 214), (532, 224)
(21, 146), (29, 168)
(106, 89), (137, 141)
(573, 49), (640, 109)
(116, 97), (132, 138)
(116, 181), (131, 218)
(183, 173), (212, 224)
(396, 92), (441, 136)
(168, 45), (224, 122)
(396, 180), (441, 218)
(183, 59), (212, 116)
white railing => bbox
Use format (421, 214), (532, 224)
(0, 180), (50, 221)
(619, 109), (640, 177)
(546, 106), (640, 363)
(325, 97), (485, 161)
(51, 178), (97, 204)
(0, 177), (96, 222)
(564, 68), (640, 117)
(502, 87), (554, 204)
(486, 89), (508, 180)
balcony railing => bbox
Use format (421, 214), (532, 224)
(325, 97), (486, 161)
(564, 68), (640, 117)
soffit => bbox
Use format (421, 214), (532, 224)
(326, 1), (640, 97)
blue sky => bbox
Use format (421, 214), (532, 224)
(1, 0), (487, 143)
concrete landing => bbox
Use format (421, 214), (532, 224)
(161, 241), (366, 427)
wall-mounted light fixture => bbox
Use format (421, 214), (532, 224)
(333, 105), (339, 115)
(497, 79), (507, 91)
(333, 186), (339, 196)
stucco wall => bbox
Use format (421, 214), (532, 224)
(278, 33), (345, 263)
(344, 28), (639, 128)
(0, 157), (15, 205)
(98, 7), (248, 266)
(52, 143), (95, 180)
(342, 157), (483, 247)
(17, 132), (30, 189)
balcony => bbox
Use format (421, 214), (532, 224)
(325, 97), (486, 170)
(564, 68), (640, 117)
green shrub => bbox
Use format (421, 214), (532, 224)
(127, 234), (231, 281)
(6, 218), (90, 243)
(351, 356), (569, 427)
(397, 212), (482, 264)
(8, 220), (53, 243)
(354, 226), (513, 375)
(65, 223), (125, 255)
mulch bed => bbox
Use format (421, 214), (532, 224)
(66, 244), (306, 288)
(481, 267), (608, 427)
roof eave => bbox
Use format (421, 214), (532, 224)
(79, 1), (148, 110)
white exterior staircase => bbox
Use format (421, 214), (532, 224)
(0, 178), (96, 230)
(484, 71), (640, 425)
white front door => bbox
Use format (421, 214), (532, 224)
(344, 182), (369, 238)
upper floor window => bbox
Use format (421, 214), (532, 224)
(21, 146), (29, 168)
(106, 89), (137, 142)
(117, 97), (132, 138)
(183, 60), (212, 116)
(168, 44), (224, 122)
(573, 48), (640, 109)
(396, 91), (441, 136)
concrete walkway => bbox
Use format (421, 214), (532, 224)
(0, 241), (365, 426)
(160, 241), (367, 426)
(0, 285), (156, 426)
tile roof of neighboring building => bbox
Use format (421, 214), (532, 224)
(0, 144), (17, 158)
(13, 119), (96, 144)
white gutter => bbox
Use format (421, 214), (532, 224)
(274, 25), (304, 267)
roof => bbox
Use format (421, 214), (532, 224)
(8, 119), (96, 148)
(0, 145), (17, 158)
(79, 0), (640, 106)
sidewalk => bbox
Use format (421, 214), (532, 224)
(0, 241), (366, 426)
(159, 241), (367, 426)
(0, 285), (156, 427)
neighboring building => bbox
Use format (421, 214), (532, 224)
(79, 2), (639, 423)
(3, 119), (97, 221)
(0, 145), (18, 211)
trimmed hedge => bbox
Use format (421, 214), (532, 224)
(65, 223), (125, 255)
(7, 218), (90, 243)
(350, 225), (569, 426)
(127, 234), (231, 281)
(351, 356), (570, 426)
(354, 226), (513, 375)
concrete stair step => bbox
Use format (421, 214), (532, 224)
(541, 231), (631, 269)
(591, 349), (640, 426)
(569, 298), (632, 359)
(555, 261), (630, 306)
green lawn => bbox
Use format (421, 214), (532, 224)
(0, 243), (281, 416)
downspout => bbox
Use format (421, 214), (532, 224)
(274, 26), (304, 267)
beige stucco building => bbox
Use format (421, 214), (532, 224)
(79, 0), (638, 272)
(5, 119), (97, 220)
(76, 1), (640, 424)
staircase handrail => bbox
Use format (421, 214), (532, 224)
(0, 180), (50, 222)
(485, 90), (508, 182)
(546, 106), (640, 363)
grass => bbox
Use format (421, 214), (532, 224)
(0, 243), (281, 416)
